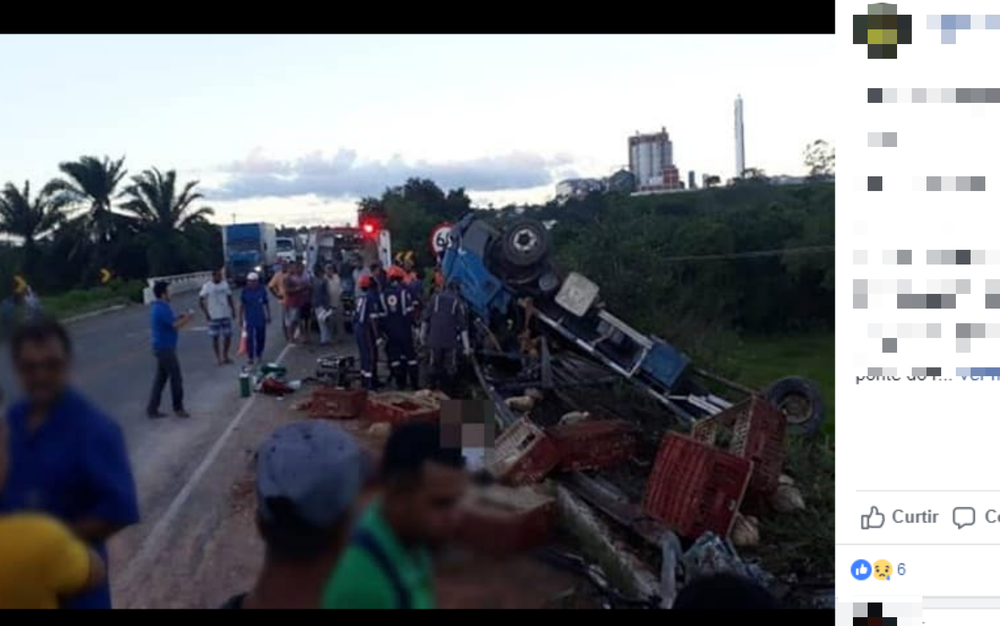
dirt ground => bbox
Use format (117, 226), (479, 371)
(113, 340), (590, 609)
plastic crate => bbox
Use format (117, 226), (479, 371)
(457, 484), (556, 556)
(642, 433), (753, 539)
(309, 387), (368, 419)
(691, 395), (786, 495)
(487, 417), (561, 486)
(365, 392), (440, 425)
(546, 420), (638, 472)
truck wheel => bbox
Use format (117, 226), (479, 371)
(501, 219), (549, 268)
(764, 376), (825, 437)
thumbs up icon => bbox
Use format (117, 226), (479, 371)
(861, 506), (885, 530)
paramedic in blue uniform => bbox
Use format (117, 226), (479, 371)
(0, 319), (140, 609)
(353, 275), (384, 389)
(382, 265), (419, 390)
(420, 280), (470, 393)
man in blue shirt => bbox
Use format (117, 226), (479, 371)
(147, 281), (194, 419)
(238, 272), (271, 366)
(0, 319), (140, 609)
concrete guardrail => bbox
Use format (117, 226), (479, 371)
(142, 271), (214, 305)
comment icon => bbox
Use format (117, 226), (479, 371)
(954, 507), (976, 529)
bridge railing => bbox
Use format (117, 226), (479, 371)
(142, 271), (214, 305)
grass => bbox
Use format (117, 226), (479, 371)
(39, 280), (146, 321)
(713, 331), (835, 591)
(716, 331), (835, 434)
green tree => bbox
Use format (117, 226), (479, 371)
(0, 181), (63, 278)
(119, 168), (214, 276)
(44, 155), (128, 249)
(803, 139), (835, 179)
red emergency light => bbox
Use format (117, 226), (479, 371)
(360, 219), (379, 238)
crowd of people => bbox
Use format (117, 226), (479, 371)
(0, 259), (781, 610)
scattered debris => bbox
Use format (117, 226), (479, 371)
(730, 513), (760, 548)
(488, 417), (561, 486)
(457, 483), (556, 556)
(366, 391), (440, 424)
(546, 420), (638, 473)
(505, 395), (536, 413)
(690, 394), (787, 497)
(413, 388), (450, 407)
(770, 475), (806, 513)
(309, 387), (368, 420)
(257, 376), (295, 396)
(524, 388), (545, 402)
(558, 411), (590, 425)
(643, 433), (753, 539)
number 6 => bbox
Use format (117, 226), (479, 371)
(898, 563), (906, 575)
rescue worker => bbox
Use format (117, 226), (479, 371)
(420, 280), (470, 394)
(383, 266), (419, 390)
(353, 275), (384, 390)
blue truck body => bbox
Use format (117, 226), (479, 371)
(222, 222), (277, 284)
(440, 215), (689, 394)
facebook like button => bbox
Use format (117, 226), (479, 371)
(851, 559), (873, 581)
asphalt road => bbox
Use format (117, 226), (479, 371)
(0, 290), (289, 601)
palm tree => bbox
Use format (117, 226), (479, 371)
(0, 181), (64, 276)
(44, 155), (127, 249)
(119, 168), (214, 275)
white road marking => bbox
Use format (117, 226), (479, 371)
(117, 342), (294, 588)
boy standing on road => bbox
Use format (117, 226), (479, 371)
(2, 319), (141, 609)
(200, 269), (237, 365)
(148, 281), (194, 419)
(239, 272), (271, 366)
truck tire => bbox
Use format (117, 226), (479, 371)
(764, 376), (825, 437)
(501, 219), (549, 269)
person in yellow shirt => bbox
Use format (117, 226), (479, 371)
(0, 413), (105, 609)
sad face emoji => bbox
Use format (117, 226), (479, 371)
(873, 559), (893, 581)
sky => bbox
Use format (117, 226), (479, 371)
(0, 35), (835, 226)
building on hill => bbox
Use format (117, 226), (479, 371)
(606, 169), (636, 193)
(555, 178), (606, 203)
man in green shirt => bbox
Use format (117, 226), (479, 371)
(322, 422), (467, 609)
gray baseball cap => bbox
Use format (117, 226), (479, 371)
(256, 420), (367, 529)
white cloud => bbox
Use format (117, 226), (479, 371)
(206, 148), (574, 201)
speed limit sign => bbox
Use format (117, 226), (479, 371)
(430, 223), (452, 256)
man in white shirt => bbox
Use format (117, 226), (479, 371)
(325, 265), (343, 340)
(199, 268), (237, 364)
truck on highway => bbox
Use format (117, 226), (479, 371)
(222, 222), (277, 286)
(275, 236), (298, 263)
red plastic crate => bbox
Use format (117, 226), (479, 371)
(487, 417), (561, 486)
(545, 420), (638, 472)
(456, 484), (556, 556)
(691, 394), (786, 495)
(642, 433), (753, 539)
(365, 392), (441, 425)
(309, 387), (368, 419)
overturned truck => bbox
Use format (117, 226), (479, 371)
(441, 214), (824, 433)
(439, 214), (827, 602)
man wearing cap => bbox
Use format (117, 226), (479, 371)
(221, 421), (368, 609)
(238, 272), (271, 366)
